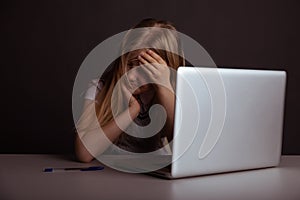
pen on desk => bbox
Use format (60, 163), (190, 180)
(43, 166), (104, 172)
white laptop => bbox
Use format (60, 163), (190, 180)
(100, 67), (286, 179)
(149, 66), (286, 179)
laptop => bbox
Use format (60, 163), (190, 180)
(148, 66), (287, 179)
(99, 66), (286, 179)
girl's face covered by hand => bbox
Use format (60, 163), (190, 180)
(126, 50), (153, 95)
(126, 49), (169, 95)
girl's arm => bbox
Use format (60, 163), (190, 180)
(137, 49), (175, 142)
(156, 84), (175, 142)
(75, 94), (140, 163)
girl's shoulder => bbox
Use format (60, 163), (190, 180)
(84, 79), (104, 100)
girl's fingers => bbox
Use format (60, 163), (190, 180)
(138, 55), (157, 74)
(146, 49), (167, 65)
(139, 50), (168, 71)
(139, 51), (157, 63)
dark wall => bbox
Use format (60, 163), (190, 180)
(1, 0), (299, 154)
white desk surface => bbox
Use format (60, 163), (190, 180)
(0, 154), (299, 200)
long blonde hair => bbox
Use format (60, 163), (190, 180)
(95, 18), (185, 127)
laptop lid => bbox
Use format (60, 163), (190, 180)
(170, 67), (286, 178)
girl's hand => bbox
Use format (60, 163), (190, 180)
(137, 49), (172, 90)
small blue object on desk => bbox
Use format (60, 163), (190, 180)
(43, 166), (104, 172)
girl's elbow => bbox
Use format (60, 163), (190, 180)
(75, 151), (94, 163)
(76, 155), (94, 163)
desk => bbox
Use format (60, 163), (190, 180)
(0, 155), (300, 200)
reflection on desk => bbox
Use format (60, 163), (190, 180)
(0, 154), (300, 200)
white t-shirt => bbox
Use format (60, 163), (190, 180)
(84, 79), (171, 155)
(84, 79), (103, 101)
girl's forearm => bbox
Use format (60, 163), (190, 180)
(75, 106), (139, 162)
(156, 85), (175, 141)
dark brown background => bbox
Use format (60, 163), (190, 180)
(1, 0), (299, 154)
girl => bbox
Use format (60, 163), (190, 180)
(75, 18), (185, 163)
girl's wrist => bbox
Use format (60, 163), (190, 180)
(156, 83), (174, 96)
(128, 105), (140, 120)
